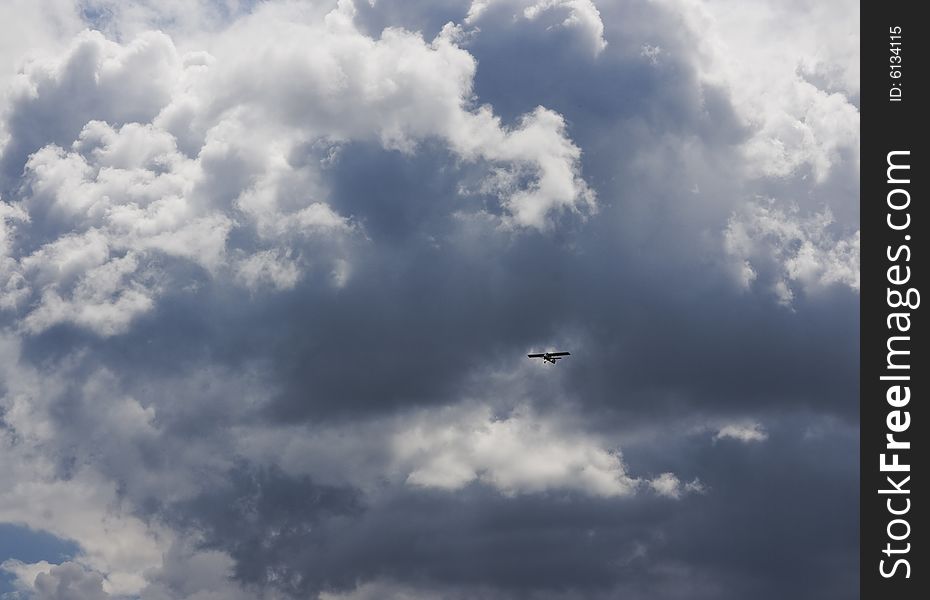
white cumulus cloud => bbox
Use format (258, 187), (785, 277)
(648, 472), (706, 499)
(654, 0), (859, 181)
(0, 1), (595, 337)
(714, 421), (769, 443)
(724, 200), (859, 305)
(393, 405), (639, 497)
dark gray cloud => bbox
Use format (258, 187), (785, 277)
(167, 463), (363, 591)
(154, 421), (855, 600)
(0, 0), (859, 598)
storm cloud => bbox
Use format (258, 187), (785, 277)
(1, 1), (859, 598)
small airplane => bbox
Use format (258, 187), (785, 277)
(527, 351), (571, 365)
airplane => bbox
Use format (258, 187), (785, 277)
(527, 351), (571, 365)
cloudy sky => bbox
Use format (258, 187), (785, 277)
(0, 1), (859, 598)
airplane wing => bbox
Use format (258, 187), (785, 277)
(527, 353), (545, 358)
(548, 352), (571, 357)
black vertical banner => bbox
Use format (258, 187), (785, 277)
(862, 3), (924, 598)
